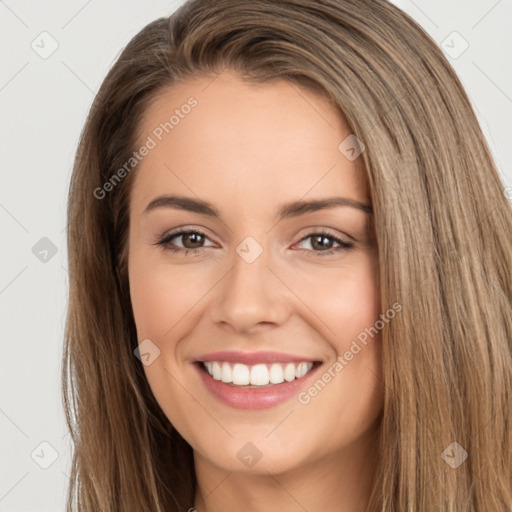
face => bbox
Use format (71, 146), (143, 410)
(127, 70), (383, 475)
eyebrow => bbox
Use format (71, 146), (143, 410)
(143, 194), (373, 220)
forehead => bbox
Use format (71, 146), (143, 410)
(130, 70), (369, 215)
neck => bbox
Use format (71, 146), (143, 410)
(192, 424), (380, 512)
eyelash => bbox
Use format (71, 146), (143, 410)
(154, 229), (354, 257)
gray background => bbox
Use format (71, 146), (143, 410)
(1, 1), (510, 510)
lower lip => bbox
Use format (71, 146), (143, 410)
(194, 362), (321, 410)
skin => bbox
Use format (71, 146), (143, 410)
(127, 69), (384, 512)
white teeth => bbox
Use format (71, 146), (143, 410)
(250, 364), (270, 386)
(212, 361), (222, 380)
(284, 363), (296, 382)
(202, 361), (316, 386)
(269, 363), (284, 384)
(232, 363), (250, 385)
(296, 362), (313, 378)
(221, 362), (232, 383)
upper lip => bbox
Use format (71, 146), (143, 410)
(194, 350), (321, 365)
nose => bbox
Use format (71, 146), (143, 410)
(210, 242), (293, 335)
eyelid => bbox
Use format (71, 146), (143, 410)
(156, 226), (217, 247)
(295, 226), (353, 243)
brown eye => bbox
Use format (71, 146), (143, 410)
(295, 231), (354, 256)
(155, 229), (215, 253)
(180, 232), (206, 249)
(310, 234), (336, 251)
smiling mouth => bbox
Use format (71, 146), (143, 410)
(197, 360), (321, 387)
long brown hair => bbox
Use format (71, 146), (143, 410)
(62, 0), (512, 510)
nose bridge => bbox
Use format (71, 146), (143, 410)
(228, 235), (273, 304)
(212, 234), (290, 330)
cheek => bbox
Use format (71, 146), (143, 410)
(128, 249), (206, 434)
(290, 254), (380, 344)
(129, 277), (170, 339)
(128, 249), (211, 339)
(331, 260), (382, 389)
(332, 273), (380, 343)
(293, 254), (383, 409)
(293, 269), (383, 452)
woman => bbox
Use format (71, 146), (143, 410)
(62, 0), (512, 510)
